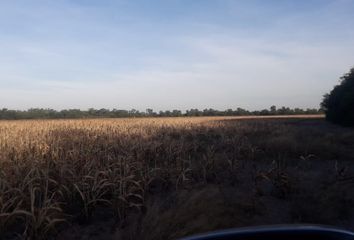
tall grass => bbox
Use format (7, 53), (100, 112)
(0, 117), (353, 239)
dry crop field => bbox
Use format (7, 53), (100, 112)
(0, 116), (353, 240)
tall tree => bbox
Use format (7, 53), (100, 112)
(321, 67), (354, 126)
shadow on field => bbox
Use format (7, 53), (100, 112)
(55, 118), (354, 240)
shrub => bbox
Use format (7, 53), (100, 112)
(321, 68), (354, 126)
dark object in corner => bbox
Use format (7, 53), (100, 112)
(180, 225), (354, 240)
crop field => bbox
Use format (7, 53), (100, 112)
(0, 116), (353, 239)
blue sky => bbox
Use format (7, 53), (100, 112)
(1, 0), (354, 111)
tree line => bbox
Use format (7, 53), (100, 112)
(0, 106), (322, 120)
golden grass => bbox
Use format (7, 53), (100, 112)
(0, 117), (232, 239)
(4, 114), (351, 240)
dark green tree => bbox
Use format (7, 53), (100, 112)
(321, 68), (354, 126)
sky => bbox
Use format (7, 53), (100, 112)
(0, 0), (354, 111)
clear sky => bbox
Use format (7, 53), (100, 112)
(1, 0), (354, 111)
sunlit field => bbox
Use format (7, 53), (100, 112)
(1, 116), (353, 240)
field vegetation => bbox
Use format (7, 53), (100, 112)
(0, 116), (353, 239)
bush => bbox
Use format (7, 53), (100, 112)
(321, 68), (354, 126)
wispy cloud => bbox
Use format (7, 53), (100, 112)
(0, 0), (353, 110)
